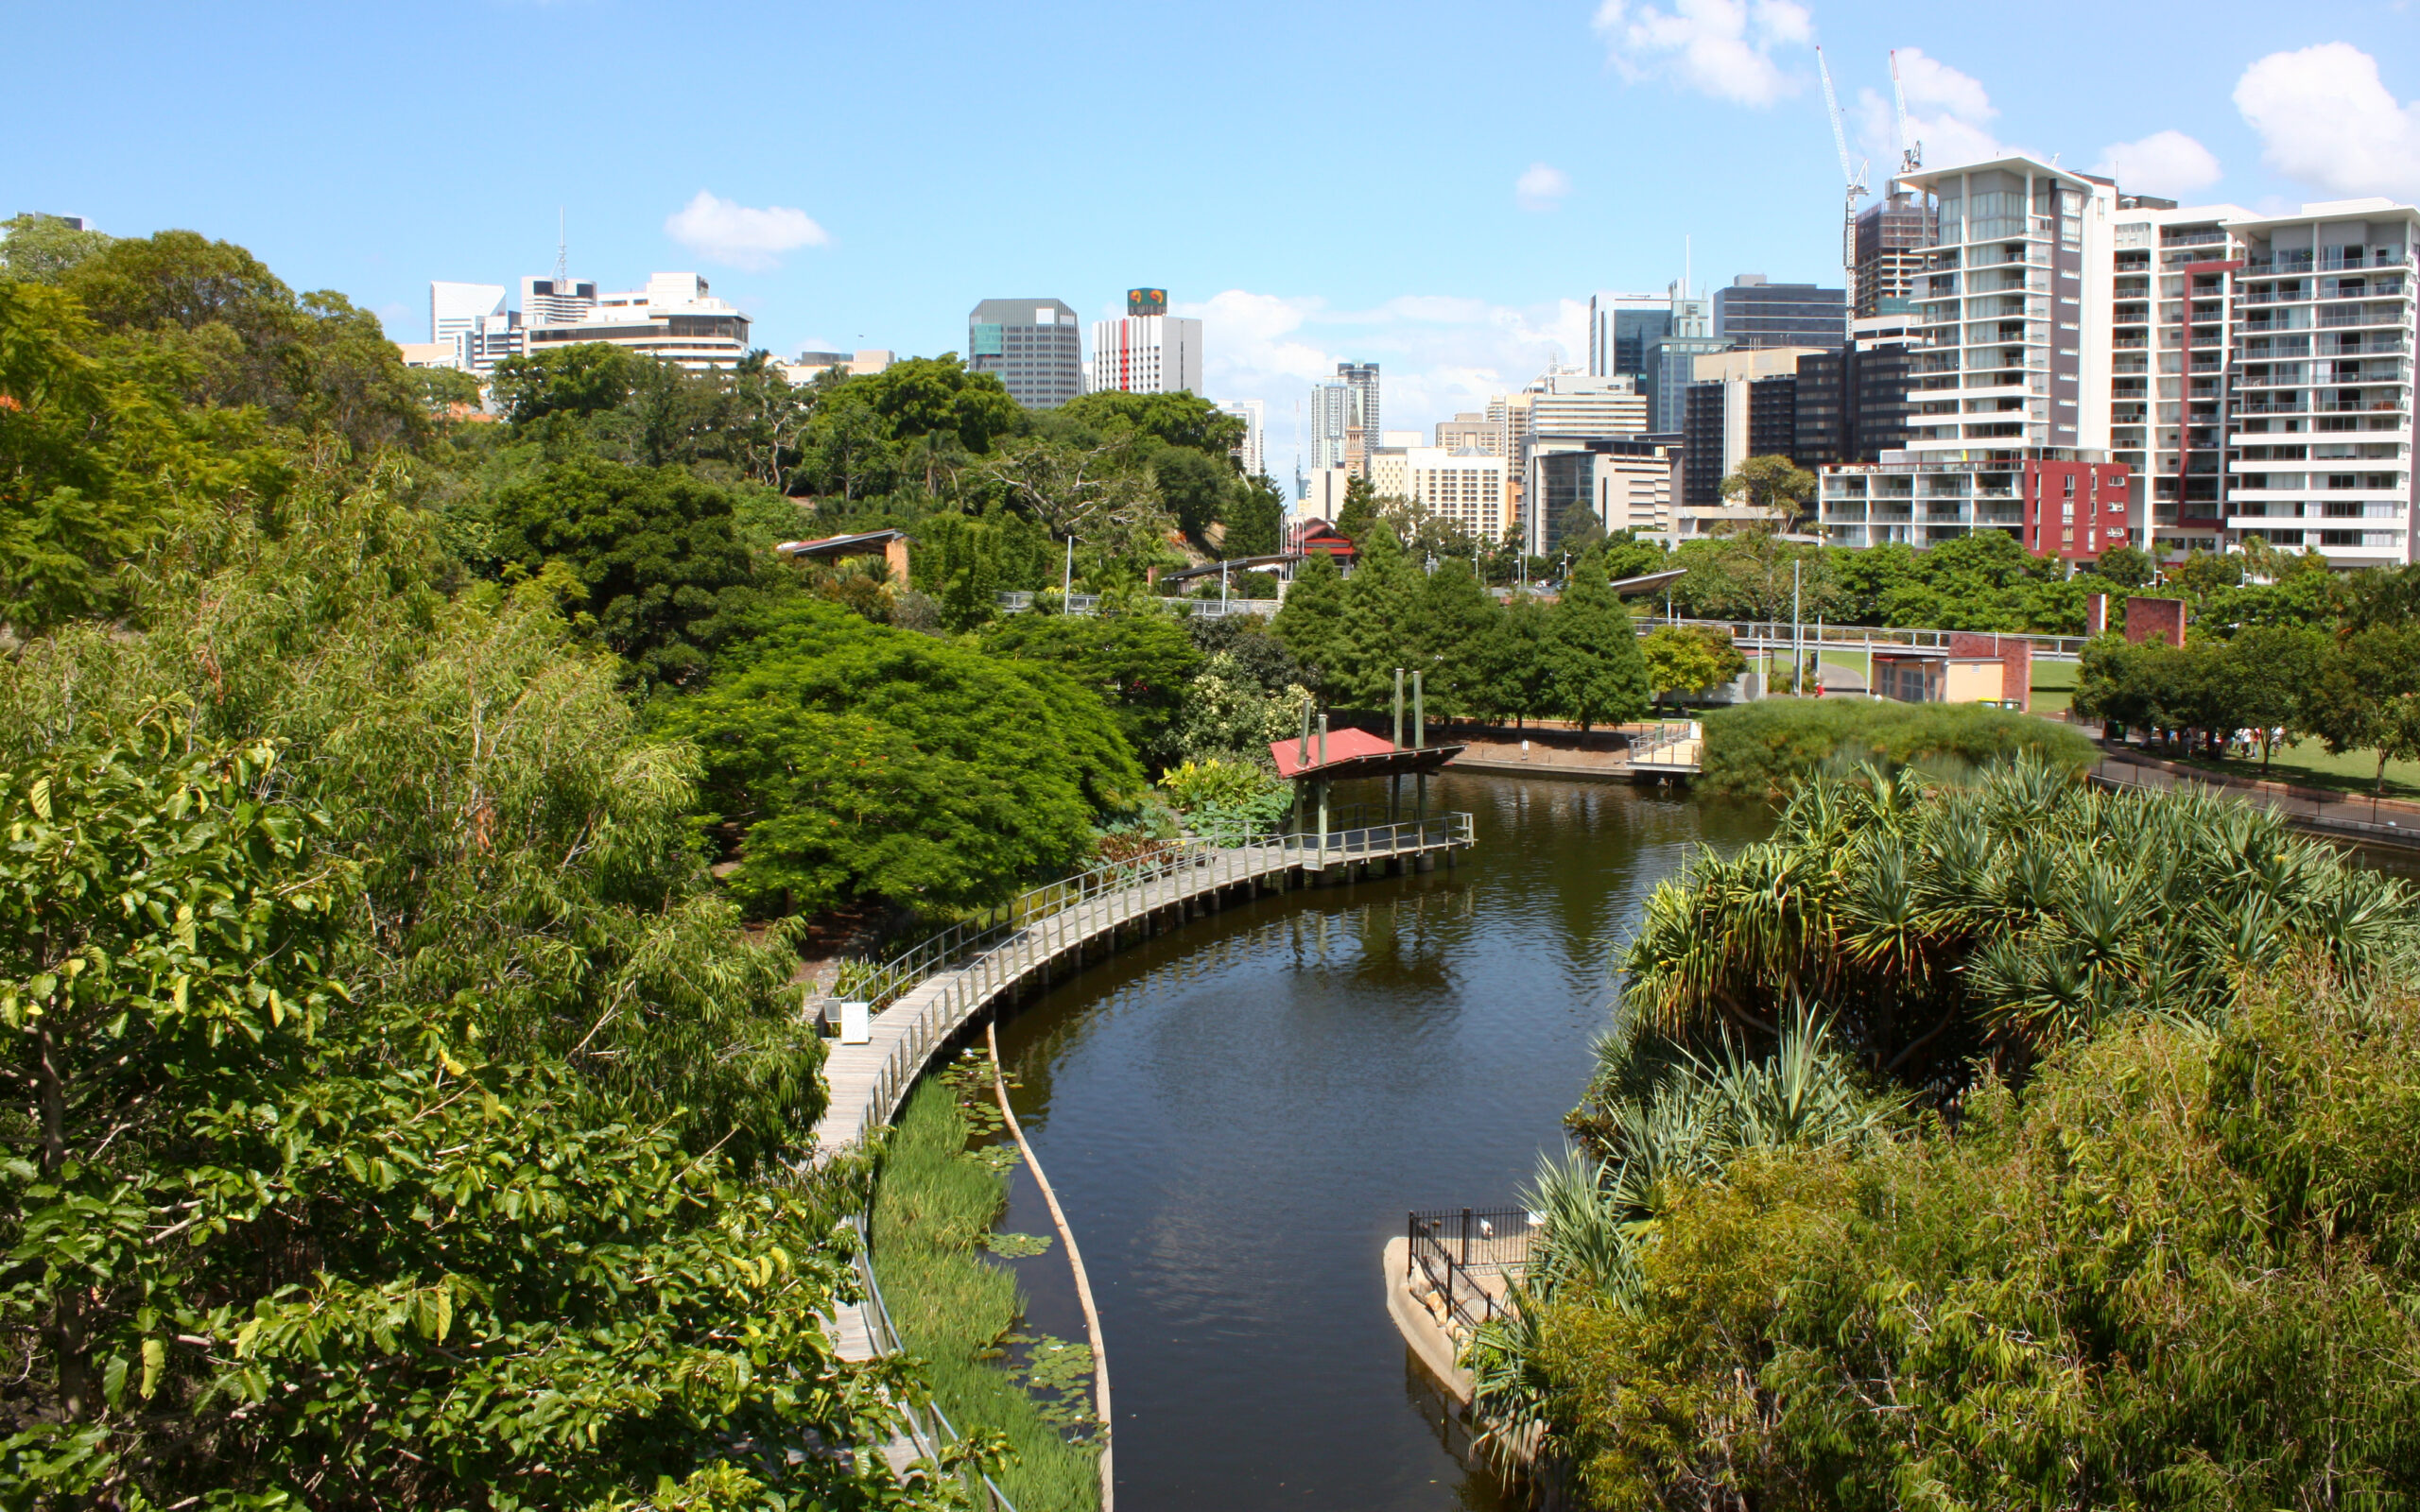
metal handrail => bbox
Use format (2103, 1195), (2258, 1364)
(849, 1215), (1023, 1512)
(844, 813), (1478, 1143)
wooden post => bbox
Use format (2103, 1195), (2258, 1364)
(1391, 668), (1405, 823)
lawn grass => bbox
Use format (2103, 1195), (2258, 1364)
(2027, 658), (2079, 715)
(872, 1066), (1100, 1511)
(2149, 737), (2420, 802)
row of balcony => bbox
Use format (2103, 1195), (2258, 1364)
(2243, 249), (2409, 274)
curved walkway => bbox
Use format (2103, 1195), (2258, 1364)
(812, 816), (1474, 1159)
(820, 815), (1476, 1501)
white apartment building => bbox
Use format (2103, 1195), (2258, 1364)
(1531, 439), (1677, 550)
(1369, 445), (1511, 541)
(1219, 399), (1267, 478)
(1491, 368), (1649, 549)
(1820, 154), (2418, 568)
(2224, 201), (2416, 568)
(778, 350), (894, 385)
(1089, 315), (1204, 395)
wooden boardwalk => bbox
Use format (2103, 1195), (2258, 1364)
(814, 814), (1476, 1160)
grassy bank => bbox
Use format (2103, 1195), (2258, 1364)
(872, 1065), (1101, 1511)
(1700, 698), (2097, 798)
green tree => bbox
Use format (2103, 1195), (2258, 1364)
(980, 607), (1203, 765)
(0, 213), (113, 282)
(2091, 541), (2156, 589)
(1270, 551), (1349, 702)
(1222, 472), (1285, 558)
(1545, 547), (1651, 732)
(489, 341), (649, 425)
(1055, 389), (1245, 457)
(1152, 446), (1230, 540)
(1333, 473), (1380, 538)
(1483, 594), (1555, 727)
(1334, 519), (1424, 710)
(667, 599), (1144, 915)
(2218, 625), (2325, 770)
(1640, 624), (1746, 709)
(0, 721), (934, 1512)
(1717, 454), (1816, 524)
(484, 457), (786, 690)
(1414, 556), (1502, 721)
(2306, 623), (2420, 792)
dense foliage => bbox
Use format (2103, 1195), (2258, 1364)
(1698, 699), (2095, 798)
(664, 600), (1145, 918)
(1479, 763), (2420, 1506)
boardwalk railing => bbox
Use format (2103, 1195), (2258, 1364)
(1656, 617), (2092, 660)
(1408, 1207), (1535, 1334)
(1626, 720), (1702, 765)
(849, 1215), (1021, 1511)
(994, 591), (1283, 620)
(839, 812), (1473, 1148)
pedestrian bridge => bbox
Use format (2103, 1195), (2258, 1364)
(811, 812), (1476, 1159)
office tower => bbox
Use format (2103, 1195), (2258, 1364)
(1090, 289), (1203, 394)
(1533, 439), (1678, 550)
(1856, 192), (1936, 318)
(1435, 412), (1498, 452)
(1680, 350), (1812, 519)
(520, 274), (598, 326)
(1499, 369), (1650, 548)
(2222, 201), (2418, 568)
(969, 299), (1083, 408)
(1305, 363), (1380, 472)
(430, 283), (506, 348)
(1219, 399), (1267, 477)
(1644, 284), (1729, 435)
(520, 271), (750, 370)
(1587, 292), (1670, 380)
(1714, 275), (1845, 351)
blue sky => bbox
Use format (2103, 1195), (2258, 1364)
(9, 1), (2419, 471)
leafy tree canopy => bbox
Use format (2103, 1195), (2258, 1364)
(666, 599), (1145, 916)
(979, 607), (1203, 765)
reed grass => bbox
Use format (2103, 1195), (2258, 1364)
(1700, 698), (2096, 798)
(872, 1066), (1101, 1511)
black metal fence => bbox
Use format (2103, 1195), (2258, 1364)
(1407, 1207), (1535, 1333)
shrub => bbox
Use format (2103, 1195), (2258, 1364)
(1698, 697), (2095, 798)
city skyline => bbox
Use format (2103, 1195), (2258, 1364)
(11, 1), (2417, 470)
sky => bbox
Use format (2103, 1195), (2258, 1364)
(9, 0), (2419, 476)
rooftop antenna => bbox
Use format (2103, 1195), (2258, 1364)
(1891, 50), (1922, 175)
(1816, 45), (1868, 343)
(554, 207), (568, 285)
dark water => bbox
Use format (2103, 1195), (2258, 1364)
(990, 774), (1772, 1511)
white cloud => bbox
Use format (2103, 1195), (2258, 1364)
(1854, 48), (2003, 181)
(1173, 289), (1591, 473)
(2234, 43), (2420, 199)
(1592, 0), (1812, 108)
(2092, 130), (2222, 197)
(663, 190), (830, 271)
(1515, 163), (1572, 210)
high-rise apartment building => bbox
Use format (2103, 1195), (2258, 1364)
(1368, 445), (1511, 541)
(1089, 312), (1203, 394)
(1819, 156), (2417, 567)
(1587, 292), (1671, 381)
(1219, 399), (1267, 478)
(1498, 369), (1651, 549)
(1533, 439), (1680, 548)
(1855, 193), (1936, 318)
(969, 300), (1083, 408)
(1714, 276), (1845, 351)
(2221, 201), (2417, 568)
(1681, 348), (1820, 513)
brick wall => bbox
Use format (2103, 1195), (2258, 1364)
(2124, 596), (2187, 647)
(1946, 632), (2031, 709)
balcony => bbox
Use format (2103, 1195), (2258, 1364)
(2319, 305), (2411, 329)
(2244, 249), (2408, 275)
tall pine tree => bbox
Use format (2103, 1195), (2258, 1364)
(1335, 519), (1424, 711)
(1545, 546), (1651, 732)
(1271, 549), (1349, 704)
(1416, 556), (1502, 722)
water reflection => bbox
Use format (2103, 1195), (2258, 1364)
(992, 774), (1770, 1510)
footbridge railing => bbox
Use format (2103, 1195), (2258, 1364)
(829, 812), (1473, 1150)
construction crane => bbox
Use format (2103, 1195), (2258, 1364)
(1891, 49), (1922, 175)
(1816, 46), (1867, 342)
